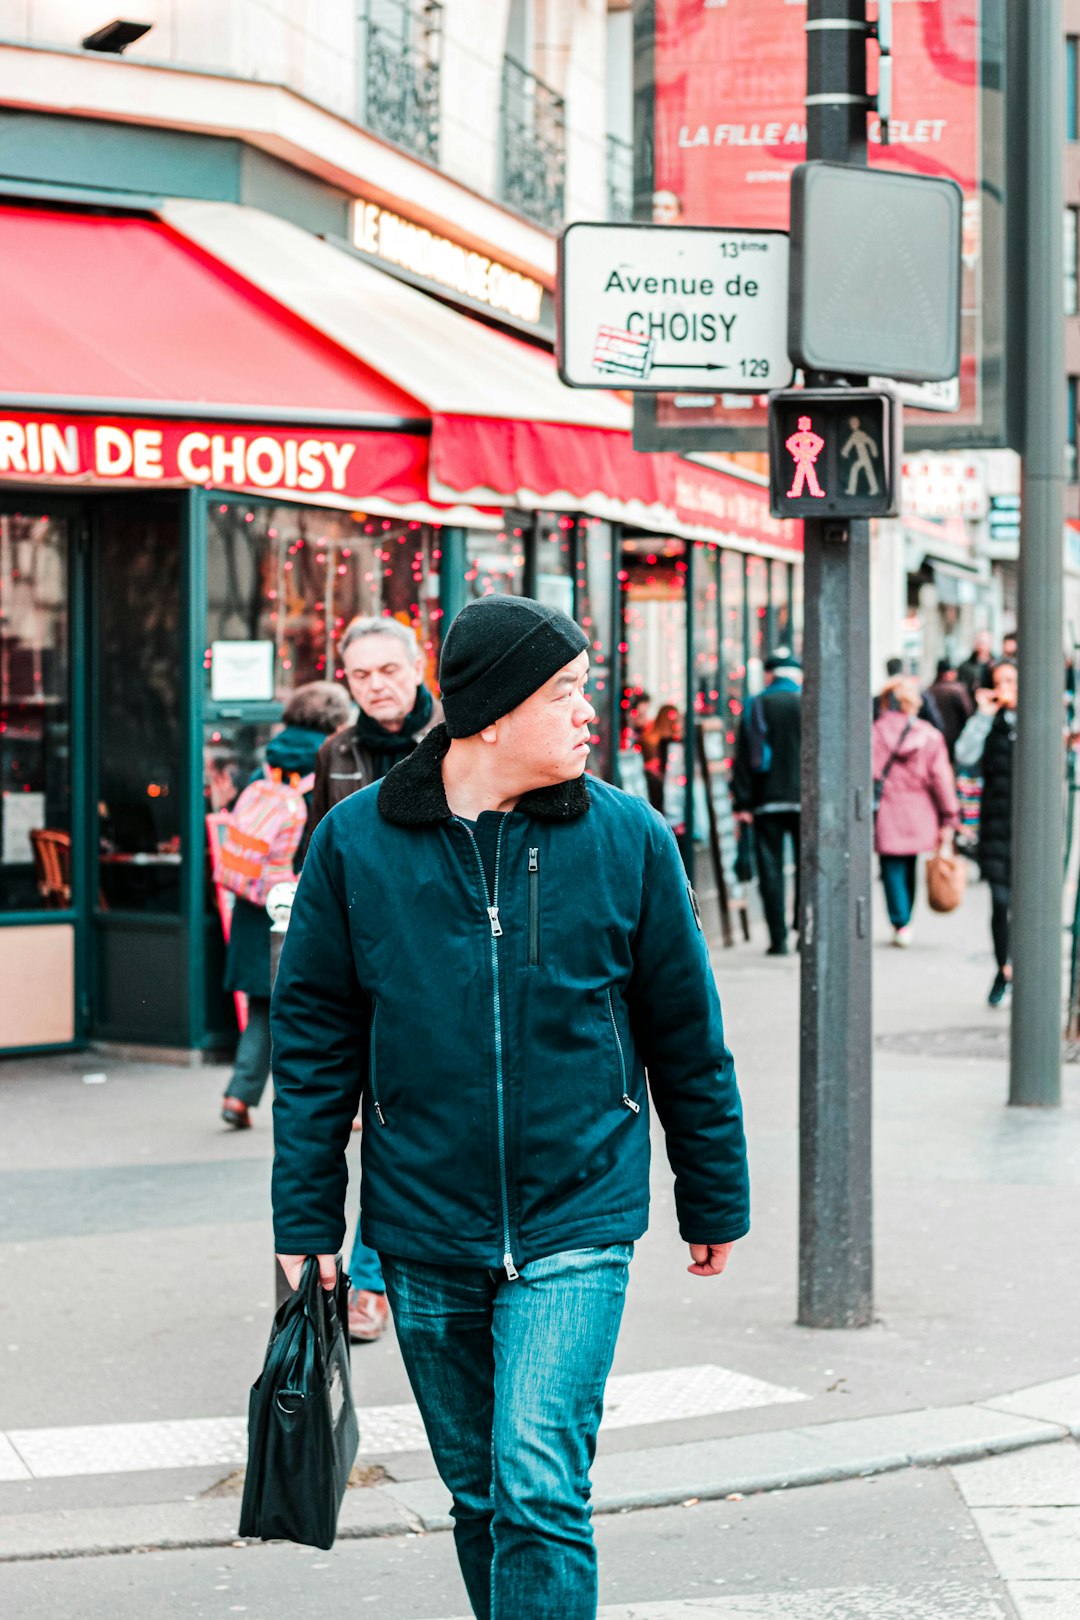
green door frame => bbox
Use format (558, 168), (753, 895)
(0, 493), (90, 1055)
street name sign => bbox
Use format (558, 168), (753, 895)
(557, 223), (794, 393)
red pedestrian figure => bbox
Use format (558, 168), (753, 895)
(786, 414), (825, 499)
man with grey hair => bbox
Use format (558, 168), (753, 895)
(307, 614), (442, 1342)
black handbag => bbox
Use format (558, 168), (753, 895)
(239, 1257), (359, 1549)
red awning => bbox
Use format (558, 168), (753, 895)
(0, 204), (425, 422)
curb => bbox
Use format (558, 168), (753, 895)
(1, 1375), (1077, 1563)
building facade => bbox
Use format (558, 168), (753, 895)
(0, 1), (801, 1057)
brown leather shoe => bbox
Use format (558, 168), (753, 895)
(348, 1289), (390, 1343)
(221, 1097), (251, 1130)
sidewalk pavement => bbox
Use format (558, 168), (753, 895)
(0, 868), (1077, 1563)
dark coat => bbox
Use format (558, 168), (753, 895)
(222, 726), (327, 1000)
(926, 678), (975, 760)
(307, 700), (444, 833)
(732, 685), (802, 813)
(977, 710), (1016, 889)
(270, 725), (750, 1269)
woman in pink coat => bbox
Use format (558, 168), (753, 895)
(873, 675), (960, 946)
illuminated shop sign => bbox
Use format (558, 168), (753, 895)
(0, 413), (428, 506)
(352, 199), (546, 326)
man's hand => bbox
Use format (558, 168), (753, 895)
(277, 1253), (338, 1293)
(733, 811), (753, 826)
(687, 1241), (736, 1278)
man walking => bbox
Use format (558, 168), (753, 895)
(271, 596), (749, 1620)
(307, 614), (442, 1345)
(733, 649), (803, 955)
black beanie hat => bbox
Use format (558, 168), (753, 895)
(439, 595), (590, 738)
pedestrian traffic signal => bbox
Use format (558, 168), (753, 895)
(767, 388), (901, 520)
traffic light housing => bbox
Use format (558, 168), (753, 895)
(767, 388), (902, 520)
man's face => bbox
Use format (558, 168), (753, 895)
(1002, 635), (1018, 660)
(343, 633), (423, 729)
(994, 663), (1018, 710)
(489, 651), (595, 785)
(975, 631), (993, 660)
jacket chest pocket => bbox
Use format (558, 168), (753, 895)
(369, 1003), (388, 1127)
(606, 989), (640, 1115)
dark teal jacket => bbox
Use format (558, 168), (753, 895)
(270, 726), (749, 1270)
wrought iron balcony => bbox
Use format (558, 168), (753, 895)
(500, 56), (566, 228)
(359, 0), (443, 164)
(606, 134), (633, 221)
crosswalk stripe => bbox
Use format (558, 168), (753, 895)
(3, 1363), (805, 1480)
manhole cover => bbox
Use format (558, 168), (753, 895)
(875, 1027), (1080, 1063)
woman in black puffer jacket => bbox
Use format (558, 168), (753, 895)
(954, 660), (1016, 1006)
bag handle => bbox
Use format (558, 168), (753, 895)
(877, 718), (913, 791)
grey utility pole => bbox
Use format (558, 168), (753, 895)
(1008, 4), (1065, 1107)
(797, 0), (873, 1328)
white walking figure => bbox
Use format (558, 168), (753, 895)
(841, 415), (880, 497)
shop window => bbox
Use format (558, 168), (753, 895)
(1067, 208), (1079, 317)
(771, 560), (794, 652)
(721, 550), (747, 752)
(576, 518), (615, 783)
(1068, 38), (1079, 143)
(206, 502), (444, 700)
(96, 503), (182, 913)
(0, 514), (70, 913)
(619, 535), (687, 830)
(535, 513), (575, 616)
(464, 525), (526, 598)
(1069, 377), (1079, 485)
(746, 555), (769, 685)
(692, 544), (722, 721)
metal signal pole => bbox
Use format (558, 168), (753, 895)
(1008, 0), (1065, 1108)
(797, 0), (874, 1328)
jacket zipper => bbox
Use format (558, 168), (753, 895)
(527, 847), (540, 966)
(460, 820), (518, 1279)
(369, 1002), (386, 1125)
(607, 989), (640, 1114)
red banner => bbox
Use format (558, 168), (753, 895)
(650, 0), (985, 432)
(0, 412), (431, 506)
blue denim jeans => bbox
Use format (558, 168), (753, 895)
(380, 1244), (633, 1620)
(347, 1221), (385, 1294)
(880, 853), (918, 930)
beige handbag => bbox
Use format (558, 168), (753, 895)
(926, 849), (968, 913)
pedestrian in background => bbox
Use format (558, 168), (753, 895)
(955, 660), (1017, 1005)
(872, 675), (959, 947)
(958, 629), (995, 697)
(925, 657), (975, 763)
(733, 648), (802, 956)
(306, 614), (443, 1346)
(640, 701), (682, 814)
(220, 681), (349, 1129)
(271, 595), (749, 1620)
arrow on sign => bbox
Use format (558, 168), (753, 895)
(649, 361), (730, 372)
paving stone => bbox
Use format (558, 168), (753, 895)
(380, 1476), (454, 1532)
(970, 1507), (1080, 1581)
(438, 1584), (1009, 1619)
(1008, 1581), (1080, 1618)
(987, 1375), (1080, 1437)
(795, 1405), (1066, 1467)
(953, 1441), (1080, 1507)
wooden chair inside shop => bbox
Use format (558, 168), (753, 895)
(30, 828), (72, 908)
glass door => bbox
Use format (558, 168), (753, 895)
(0, 505), (83, 1051)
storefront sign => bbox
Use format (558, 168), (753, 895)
(211, 641), (275, 703)
(557, 223), (792, 392)
(0, 412), (431, 508)
(352, 199), (546, 327)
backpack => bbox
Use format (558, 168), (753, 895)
(217, 768), (314, 907)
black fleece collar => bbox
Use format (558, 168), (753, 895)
(378, 723), (592, 827)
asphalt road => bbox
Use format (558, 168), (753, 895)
(0, 1468), (1012, 1620)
